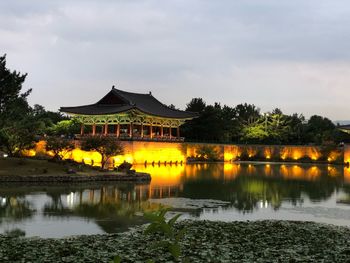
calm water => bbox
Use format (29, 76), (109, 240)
(1, 163), (350, 237)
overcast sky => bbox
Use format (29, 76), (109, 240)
(1, 0), (350, 120)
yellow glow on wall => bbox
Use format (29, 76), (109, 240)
(22, 149), (36, 157)
(264, 147), (273, 160)
(23, 141), (350, 166)
(223, 145), (241, 162)
(344, 166), (350, 183)
(70, 148), (102, 166)
(292, 150), (302, 160)
(131, 142), (185, 164)
(247, 147), (257, 158)
(311, 154), (319, 161)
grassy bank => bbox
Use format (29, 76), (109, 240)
(0, 157), (150, 182)
(0, 157), (99, 176)
(1, 220), (350, 262)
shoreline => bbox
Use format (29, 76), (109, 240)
(0, 172), (151, 183)
(1, 220), (350, 262)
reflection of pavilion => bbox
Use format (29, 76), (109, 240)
(60, 87), (197, 142)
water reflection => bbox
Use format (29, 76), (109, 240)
(0, 163), (350, 237)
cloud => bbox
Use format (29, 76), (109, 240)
(1, 0), (350, 120)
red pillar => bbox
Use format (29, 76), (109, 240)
(104, 123), (108, 135)
(150, 125), (153, 139)
(129, 123), (133, 138)
(80, 124), (84, 136)
(116, 124), (120, 138)
(177, 126), (180, 138)
(92, 124), (96, 135)
(169, 127), (172, 139)
(141, 123), (144, 138)
(160, 126), (164, 137)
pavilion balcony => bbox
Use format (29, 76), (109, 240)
(75, 134), (185, 142)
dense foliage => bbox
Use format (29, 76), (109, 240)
(0, 55), (65, 156)
(45, 136), (75, 161)
(182, 98), (350, 144)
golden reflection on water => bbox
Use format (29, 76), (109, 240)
(2, 163), (346, 211)
(1, 162), (348, 234)
(132, 163), (346, 190)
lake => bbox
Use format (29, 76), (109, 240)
(1, 162), (350, 238)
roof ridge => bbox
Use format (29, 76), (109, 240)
(113, 88), (150, 96)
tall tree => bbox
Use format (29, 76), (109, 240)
(0, 54), (31, 126)
(0, 54), (42, 155)
(186, 98), (206, 113)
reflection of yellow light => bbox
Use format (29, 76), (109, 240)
(135, 164), (185, 187)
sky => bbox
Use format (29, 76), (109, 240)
(1, 0), (350, 121)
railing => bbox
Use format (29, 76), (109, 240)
(75, 134), (185, 142)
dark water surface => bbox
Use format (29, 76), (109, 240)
(1, 163), (350, 237)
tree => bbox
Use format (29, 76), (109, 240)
(80, 136), (124, 169)
(265, 110), (291, 144)
(0, 54), (31, 126)
(240, 122), (269, 143)
(0, 118), (39, 156)
(48, 119), (81, 136)
(32, 104), (66, 128)
(45, 137), (75, 161)
(186, 98), (206, 113)
(303, 115), (336, 144)
(233, 103), (261, 125)
(0, 54), (41, 155)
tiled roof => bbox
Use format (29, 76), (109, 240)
(60, 88), (198, 119)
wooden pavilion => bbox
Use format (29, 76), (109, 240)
(60, 87), (197, 141)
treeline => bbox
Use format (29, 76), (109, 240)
(1, 53), (350, 158)
(0, 55), (80, 156)
(181, 98), (350, 145)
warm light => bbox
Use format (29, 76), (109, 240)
(292, 150), (302, 160)
(266, 155), (270, 159)
(135, 164), (185, 187)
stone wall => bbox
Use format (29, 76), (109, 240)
(30, 140), (346, 165)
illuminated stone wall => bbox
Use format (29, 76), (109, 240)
(344, 144), (350, 164)
(28, 140), (346, 165)
(69, 141), (186, 166)
(186, 143), (344, 164)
